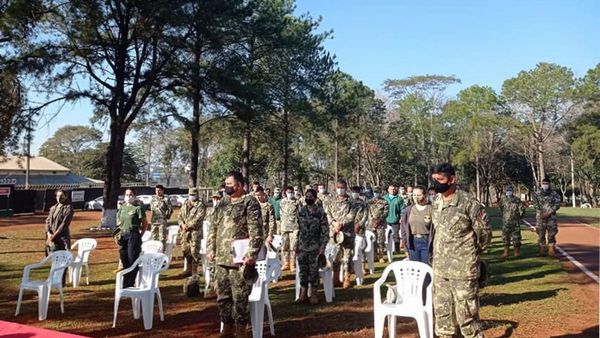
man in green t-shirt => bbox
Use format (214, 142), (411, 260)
(117, 188), (149, 287)
(383, 184), (405, 253)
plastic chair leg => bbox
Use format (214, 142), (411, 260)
(367, 251), (375, 274)
(141, 294), (155, 330)
(373, 311), (385, 338)
(38, 285), (49, 321)
(85, 263), (90, 285)
(294, 264), (301, 300)
(250, 301), (264, 338)
(132, 298), (141, 319)
(58, 285), (65, 313)
(323, 271), (333, 303)
(156, 290), (164, 321)
(415, 314), (430, 338)
(15, 287), (24, 316)
(354, 259), (363, 286)
(388, 315), (397, 338)
(265, 299), (274, 335)
(112, 296), (120, 327)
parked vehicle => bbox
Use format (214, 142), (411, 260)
(137, 195), (153, 206)
(169, 194), (188, 207)
(85, 197), (103, 210)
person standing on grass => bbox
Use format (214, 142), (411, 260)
(45, 189), (73, 256)
(400, 185), (433, 265)
(430, 163), (492, 338)
(117, 188), (149, 288)
(384, 184), (405, 253)
(533, 178), (562, 257)
(149, 184), (172, 248)
(498, 186), (526, 257)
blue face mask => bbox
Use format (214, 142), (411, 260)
(506, 191), (513, 197)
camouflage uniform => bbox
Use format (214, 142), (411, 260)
(280, 197), (300, 266)
(178, 197), (206, 274)
(498, 194), (526, 249)
(533, 189), (561, 246)
(296, 204), (329, 287)
(367, 196), (389, 259)
(259, 201), (277, 239)
(324, 195), (361, 278)
(206, 194), (264, 326)
(317, 191), (333, 209)
(150, 195), (173, 246)
(431, 190), (492, 338)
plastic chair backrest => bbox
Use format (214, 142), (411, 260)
(74, 238), (97, 263)
(385, 225), (393, 243)
(202, 220), (210, 238)
(166, 226), (179, 245)
(136, 253), (169, 289)
(48, 251), (73, 284)
(365, 230), (376, 253)
(142, 240), (164, 254)
(141, 231), (152, 242)
(271, 235), (284, 250)
(383, 261), (432, 307)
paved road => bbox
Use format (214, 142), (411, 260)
(555, 219), (600, 281)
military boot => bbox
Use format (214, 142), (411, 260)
(219, 323), (234, 338)
(538, 244), (546, 257)
(309, 286), (319, 305)
(234, 324), (249, 338)
(290, 258), (296, 273)
(548, 244), (556, 257)
(281, 256), (290, 271)
(502, 247), (509, 257)
(342, 272), (352, 289)
(296, 287), (308, 303)
(514, 246), (521, 257)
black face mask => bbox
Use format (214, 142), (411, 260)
(305, 198), (315, 205)
(224, 186), (236, 196)
(433, 181), (452, 194)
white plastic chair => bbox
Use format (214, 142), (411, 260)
(141, 231), (152, 242)
(384, 225), (395, 263)
(68, 238), (97, 287)
(364, 230), (376, 274)
(373, 260), (433, 338)
(165, 225), (179, 264)
(113, 253), (170, 330)
(142, 240), (164, 254)
(15, 251), (73, 321)
(353, 235), (367, 286)
(294, 242), (335, 303)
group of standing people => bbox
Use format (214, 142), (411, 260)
(40, 162), (564, 338)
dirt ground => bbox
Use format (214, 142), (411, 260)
(0, 211), (598, 337)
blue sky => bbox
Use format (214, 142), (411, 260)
(30, 0), (599, 154)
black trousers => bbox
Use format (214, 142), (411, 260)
(119, 230), (142, 288)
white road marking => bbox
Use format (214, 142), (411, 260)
(522, 219), (599, 284)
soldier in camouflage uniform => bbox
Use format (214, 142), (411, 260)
(280, 186), (300, 271)
(207, 171), (264, 338)
(533, 178), (562, 257)
(431, 163), (492, 338)
(317, 183), (332, 209)
(254, 186), (277, 247)
(367, 186), (389, 263)
(325, 179), (363, 289)
(150, 185), (173, 247)
(498, 186), (526, 257)
(178, 187), (206, 277)
(295, 189), (329, 305)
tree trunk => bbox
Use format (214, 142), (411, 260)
(537, 140), (545, 181)
(283, 109), (289, 188)
(101, 119), (126, 228)
(242, 120), (251, 187)
(570, 150), (576, 207)
(475, 153), (481, 202)
(145, 131), (152, 186)
(334, 119), (339, 183)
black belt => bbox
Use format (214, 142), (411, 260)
(413, 234), (429, 238)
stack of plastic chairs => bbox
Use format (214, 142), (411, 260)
(364, 230), (376, 274)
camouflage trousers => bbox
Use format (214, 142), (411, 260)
(331, 241), (354, 275)
(181, 229), (201, 262)
(281, 230), (298, 263)
(433, 276), (482, 338)
(297, 250), (319, 287)
(536, 215), (558, 245)
(501, 221), (522, 248)
(371, 226), (386, 258)
(150, 221), (168, 246)
(215, 265), (251, 325)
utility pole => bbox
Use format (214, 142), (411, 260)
(570, 150), (576, 207)
(145, 131), (152, 186)
(25, 116), (31, 189)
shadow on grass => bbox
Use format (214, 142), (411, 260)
(481, 288), (567, 306)
(482, 319), (519, 338)
(551, 325), (600, 338)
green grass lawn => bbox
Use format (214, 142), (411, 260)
(556, 207), (600, 227)
(0, 209), (597, 337)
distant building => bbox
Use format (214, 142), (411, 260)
(0, 156), (101, 188)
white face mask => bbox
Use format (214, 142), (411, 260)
(125, 196), (135, 204)
(336, 188), (346, 196)
(212, 199), (220, 207)
(399, 189), (405, 195)
(318, 188), (326, 194)
(373, 193), (381, 198)
(351, 192), (360, 199)
(190, 195), (198, 202)
(541, 184), (549, 190)
(506, 191), (513, 197)
(286, 192), (294, 199)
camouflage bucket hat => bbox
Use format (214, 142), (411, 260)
(188, 187), (199, 195)
(241, 263), (258, 286)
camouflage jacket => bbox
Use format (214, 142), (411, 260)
(352, 198), (369, 231)
(150, 195), (173, 223)
(324, 195), (359, 238)
(317, 192), (333, 209)
(431, 190), (492, 280)
(45, 203), (74, 247)
(498, 195), (526, 223)
(367, 197), (389, 229)
(296, 204), (329, 252)
(279, 198), (300, 232)
(259, 201), (277, 237)
(206, 194), (264, 267)
(533, 190), (561, 217)
(401, 193), (412, 207)
(178, 199), (206, 233)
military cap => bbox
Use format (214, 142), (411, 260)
(373, 186), (382, 193)
(188, 187), (198, 195)
(273, 187), (281, 193)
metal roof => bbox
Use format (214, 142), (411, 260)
(0, 156), (70, 172)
